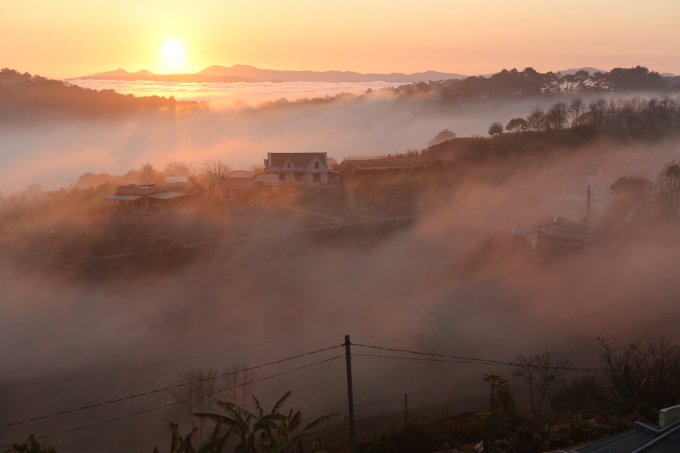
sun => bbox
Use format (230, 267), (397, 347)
(161, 40), (185, 62)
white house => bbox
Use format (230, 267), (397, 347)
(264, 152), (336, 185)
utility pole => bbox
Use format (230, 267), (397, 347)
(344, 335), (357, 453)
(587, 184), (591, 228)
(404, 393), (408, 427)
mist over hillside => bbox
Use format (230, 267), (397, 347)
(1, 65), (679, 195)
(2, 125), (680, 452)
(3, 62), (680, 453)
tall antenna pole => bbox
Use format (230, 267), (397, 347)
(344, 335), (357, 453)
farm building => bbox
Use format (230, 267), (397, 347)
(510, 216), (604, 255)
(105, 184), (203, 209)
(217, 170), (281, 203)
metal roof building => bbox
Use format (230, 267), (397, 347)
(576, 422), (680, 453)
(510, 216), (604, 255)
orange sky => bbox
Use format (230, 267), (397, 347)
(2, 0), (679, 79)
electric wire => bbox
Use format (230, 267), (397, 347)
(1, 344), (343, 428)
(351, 343), (680, 381)
(0, 356), (343, 450)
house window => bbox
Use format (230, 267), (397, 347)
(315, 162), (319, 169)
(287, 163), (291, 168)
(295, 173), (304, 183)
(313, 173), (321, 183)
(279, 173), (285, 181)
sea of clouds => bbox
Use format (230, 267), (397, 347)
(68, 80), (399, 106)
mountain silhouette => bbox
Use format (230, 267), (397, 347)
(73, 65), (467, 83)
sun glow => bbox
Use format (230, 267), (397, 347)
(161, 40), (185, 62)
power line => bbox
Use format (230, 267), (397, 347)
(0, 356), (343, 450)
(4, 206), (674, 390)
(351, 343), (680, 381)
(1, 344), (343, 428)
(353, 353), (489, 365)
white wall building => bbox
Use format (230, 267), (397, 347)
(264, 152), (333, 185)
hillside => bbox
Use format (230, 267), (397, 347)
(0, 69), (205, 118)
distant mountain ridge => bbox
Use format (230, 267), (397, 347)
(71, 68), (259, 83)
(73, 65), (468, 84)
(195, 64), (467, 83)
(72, 66), (675, 84)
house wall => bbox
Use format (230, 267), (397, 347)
(265, 154), (330, 185)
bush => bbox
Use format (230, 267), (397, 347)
(4, 435), (57, 453)
(550, 375), (606, 414)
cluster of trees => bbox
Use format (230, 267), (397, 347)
(428, 129), (457, 146)
(390, 66), (679, 102)
(0, 68), (206, 118)
(0, 157), (273, 207)
(491, 94), (680, 135)
(606, 160), (680, 210)
(474, 336), (680, 453)
(69, 159), (233, 190)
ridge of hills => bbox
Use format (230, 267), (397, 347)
(72, 65), (463, 83)
(73, 65), (677, 84)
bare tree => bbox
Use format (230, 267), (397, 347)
(512, 351), (569, 418)
(140, 162), (162, 185)
(223, 362), (256, 410)
(163, 161), (195, 177)
(546, 102), (568, 130)
(597, 337), (680, 413)
(526, 108), (547, 131)
(164, 368), (222, 445)
(587, 98), (607, 130)
(568, 98), (584, 127)
(197, 159), (232, 184)
(163, 363), (256, 447)
(249, 163), (265, 174)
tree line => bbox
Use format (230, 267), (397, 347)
(489, 94), (680, 135)
(389, 66), (680, 102)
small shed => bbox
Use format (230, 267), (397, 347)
(510, 216), (604, 255)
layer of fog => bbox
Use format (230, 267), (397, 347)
(68, 80), (399, 104)
(0, 90), (667, 195)
(2, 135), (680, 451)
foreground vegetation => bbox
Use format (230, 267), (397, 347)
(8, 336), (680, 453)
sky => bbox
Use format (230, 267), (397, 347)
(2, 0), (680, 79)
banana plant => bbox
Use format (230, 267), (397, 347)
(153, 421), (233, 453)
(193, 391), (339, 453)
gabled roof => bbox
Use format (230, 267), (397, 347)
(511, 216), (591, 236)
(578, 425), (680, 453)
(269, 153), (326, 167)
